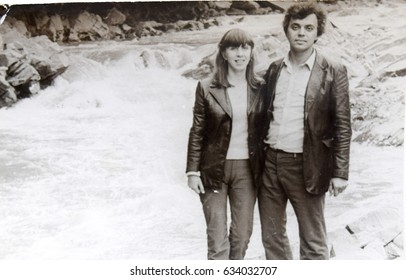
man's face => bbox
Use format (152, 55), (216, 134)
(286, 13), (318, 53)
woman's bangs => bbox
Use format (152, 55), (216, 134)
(222, 29), (254, 48)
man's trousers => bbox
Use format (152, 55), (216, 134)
(258, 147), (329, 260)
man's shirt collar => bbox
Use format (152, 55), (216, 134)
(283, 49), (316, 72)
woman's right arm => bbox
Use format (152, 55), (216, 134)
(186, 81), (206, 194)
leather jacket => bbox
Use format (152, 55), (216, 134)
(186, 78), (269, 189)
(263, 53), (352, 194)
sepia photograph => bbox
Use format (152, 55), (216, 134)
(0, 0), (404, 266)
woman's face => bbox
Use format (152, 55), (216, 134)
(222, 44), (252, 73)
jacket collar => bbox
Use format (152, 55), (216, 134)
(208, 81), (259, 118)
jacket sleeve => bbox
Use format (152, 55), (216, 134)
(186, 81), (206, 173)
(332, 64), (352, 179)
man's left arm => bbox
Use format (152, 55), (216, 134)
(329, 64), (352, 196)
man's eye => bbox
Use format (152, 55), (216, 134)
(306, 26), (314, 31)
(291, 25), (299, 30)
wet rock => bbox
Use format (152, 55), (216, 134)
(0, 66), (17, 105)
(0, 24), (69, 108)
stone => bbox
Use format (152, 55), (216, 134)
(73, 11), (110, 41)
(231, 1), (261, 13)
(48, 15), (65, 42)
(208, 1), (232, 10)
(105, 7), (126, 26)
(226, 8), (247, 16)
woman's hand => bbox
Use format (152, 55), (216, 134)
(188, 175), (205, 194)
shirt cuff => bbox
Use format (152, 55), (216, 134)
(186, 171), (201, 177)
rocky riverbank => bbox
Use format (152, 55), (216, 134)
(0, 1), (283, 107)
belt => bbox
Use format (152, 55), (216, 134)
(267, 146), (303, 157)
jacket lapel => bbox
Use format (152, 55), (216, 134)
(267, 59), (284, 121)
(305, 53), (327, 117)
(247, 85), (260, 114)
(208, 84), (232, 118)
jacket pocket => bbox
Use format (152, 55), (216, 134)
(321, 137), (334, 148)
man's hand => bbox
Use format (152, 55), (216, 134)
(328, 177), (348, 197)
(188, 175), (205, 194)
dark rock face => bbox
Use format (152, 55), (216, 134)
(3, 1), (278, 43)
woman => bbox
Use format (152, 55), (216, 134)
(186, 28), (268, 260)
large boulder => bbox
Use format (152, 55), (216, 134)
(0, 24), (69, 107)
(48, 14), (65, 42)
(105, 7), (126, 26)
(73, 11), (110, 41)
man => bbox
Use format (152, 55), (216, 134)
(258, 2), (352, 260)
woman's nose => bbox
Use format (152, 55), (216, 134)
(236, 46), (243, 55)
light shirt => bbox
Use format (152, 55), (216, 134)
(226, 84), (249, 159)
(265, 50), (316, 153)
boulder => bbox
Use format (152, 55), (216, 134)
(105, 7), (126, 26)
(73, 11), (110, 41)
(12, 20), (31, 37)
(0, 25), (69, 107)
(230, 1), (261, 14)
(0, 68), (17, 106)
(48, 14), (65, 42)
(207, 1), (232, 10)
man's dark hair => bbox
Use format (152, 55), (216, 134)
(283, 2), (327, 37)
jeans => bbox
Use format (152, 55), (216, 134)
(258, 148), (329, 260)
(200, 159), (257, 260)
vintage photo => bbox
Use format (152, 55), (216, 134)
(0, 0), (404, 260)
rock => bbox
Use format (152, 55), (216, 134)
(73, 11), (110, 41)
(12, 20), (31, 37)
(105, 7), (126, 26)
(226, 8), (247, 16)
(108, 25), (124, 39)
(0, 71), (17, 106)
(7, 63), (40, 88)
(345, 207), (402, 249)
(48, 15), (65, 42)
(231, 1), (261, 14)
(0, 24), (70, 107)
(383, 58), (406, 77)
(257, 1), (286, 12)
(140, 50), (170, 69)
(207, 1), (232, 10)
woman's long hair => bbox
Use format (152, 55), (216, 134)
(213, 28), (262, 89)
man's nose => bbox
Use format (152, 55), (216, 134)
(298, 27), (305, 35)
